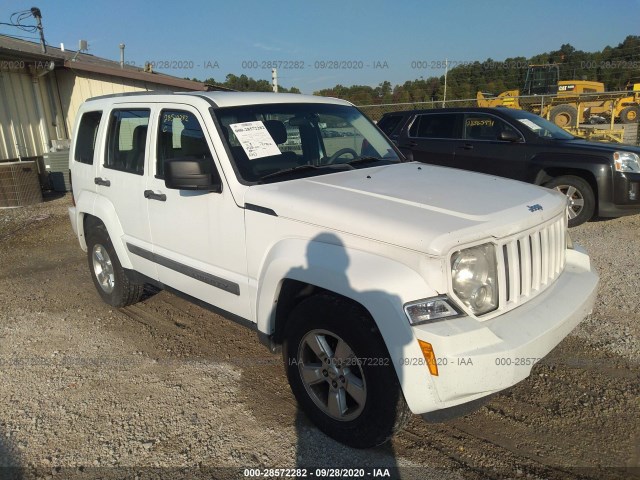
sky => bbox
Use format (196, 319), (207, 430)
(1, 0), (639, 94)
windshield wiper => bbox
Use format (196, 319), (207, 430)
(258, 165), (320, 182)
(345, 156), (398, 166)
(259, 163), (355, 183)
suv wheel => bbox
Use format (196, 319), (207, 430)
(545, 175), (595, 227)
(283, 294), (411, 448)
(86, 226), (143, 307)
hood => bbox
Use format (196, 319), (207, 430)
(244, 163), (567, 256)
(557, 138), (640, 155)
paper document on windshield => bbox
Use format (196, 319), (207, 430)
(229, 121), (281, 159)
(516, 118), (541, 130)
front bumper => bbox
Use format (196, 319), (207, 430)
(404, 246), (598, 414)
(599, 171), (640, 217)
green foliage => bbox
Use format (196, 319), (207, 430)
(197, 74), (300, 93)
(315, 35), (640, 105)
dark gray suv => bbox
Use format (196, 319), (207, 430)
(379, 107), (640, 227)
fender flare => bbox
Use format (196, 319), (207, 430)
(75, 191), (132, 269)
(255, 237), (441, 410)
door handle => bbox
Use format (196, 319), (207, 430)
(144, 190), (166, 202)
(94, 177), (111, 187)
(458, 144), (474, 150)
(408, 141), (418, 147)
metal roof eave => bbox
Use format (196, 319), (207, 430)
(62, 59), (209, 91)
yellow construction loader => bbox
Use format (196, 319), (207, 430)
(477, 65), (639, 126)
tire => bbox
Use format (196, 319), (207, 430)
(550, 105), (578, 128)
(86, 225), (143, 307)
(620, 106), (638, 124)
(283, 294), (411, 448)
(545, 175), (595, 228)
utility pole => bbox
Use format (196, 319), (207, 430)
(442, 58), (448, 108)
(272, 68), (278, 93)
(31, 7), (46, 53)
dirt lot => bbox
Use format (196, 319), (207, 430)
(0, 194), (638, 480)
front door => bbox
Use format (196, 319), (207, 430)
(145, 106), (250, 320)
(453, 113), (528, 181)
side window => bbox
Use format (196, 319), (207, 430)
(74, 111), (102, 164)
(157, 110), (212, 178)
(377, 114), (404, 136)
(464, 114), (520, 141)
(105, 109), (150, 174)
(409, 114), (458, 139)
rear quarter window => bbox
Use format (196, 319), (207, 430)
(74, 111), (102, 164)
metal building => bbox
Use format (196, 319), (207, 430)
(0, 34), (218, 162)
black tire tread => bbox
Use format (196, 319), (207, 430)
(620, 106), (638, 124)
(550, 104), (578, 127)
(86, 225), (143, 308)
(283, 293), (411, 448)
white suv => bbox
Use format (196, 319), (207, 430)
(68, 91), (598, 448)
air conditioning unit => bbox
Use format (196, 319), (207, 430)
(0, 161), (43, 207)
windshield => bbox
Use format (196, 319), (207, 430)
(213, 103), (401, 183)
(512, 111), (575, 140)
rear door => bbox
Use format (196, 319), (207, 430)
(95, 105), (157, 279)
(397, 113), (460, 165)
(70, 110), (103, 199)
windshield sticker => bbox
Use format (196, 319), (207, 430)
(517, 118), (542, 130)
(466, 118), (494, 127)
(229, 121), (281, 160)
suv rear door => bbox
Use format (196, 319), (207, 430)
(96, 105), (157, 279)
(71, 110), (104, 199)
(397, 112), (460, 165)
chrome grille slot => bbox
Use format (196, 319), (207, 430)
(499, 215), (567, 309)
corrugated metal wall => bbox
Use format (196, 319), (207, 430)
(0, 69), (50, 160)
(0, 67), (189, 162)
(55, 70), (185, 142)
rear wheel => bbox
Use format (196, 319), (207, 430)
(620, 106), (638, 124)
(86, 226), (143, 307)
(545, 175), (595, 227)
(283, 294), (411, 448)
(550, 105), (578, 128)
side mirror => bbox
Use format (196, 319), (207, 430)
(164, 157), (222, 192)
(499, 131), (522, 142)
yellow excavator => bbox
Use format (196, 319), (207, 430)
(477, 65), (639, 126)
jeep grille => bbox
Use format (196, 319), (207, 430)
(499, 214), (567, 309)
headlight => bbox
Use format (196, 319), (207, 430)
(404, 296), (462, 325)
(451, 243), (498, 316)
(613, 151), (640, 173)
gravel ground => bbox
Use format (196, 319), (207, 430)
(0, 194), (638, 480)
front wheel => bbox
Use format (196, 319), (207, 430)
(283, 294), (411, 448)
(545, 175), (595, 227)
